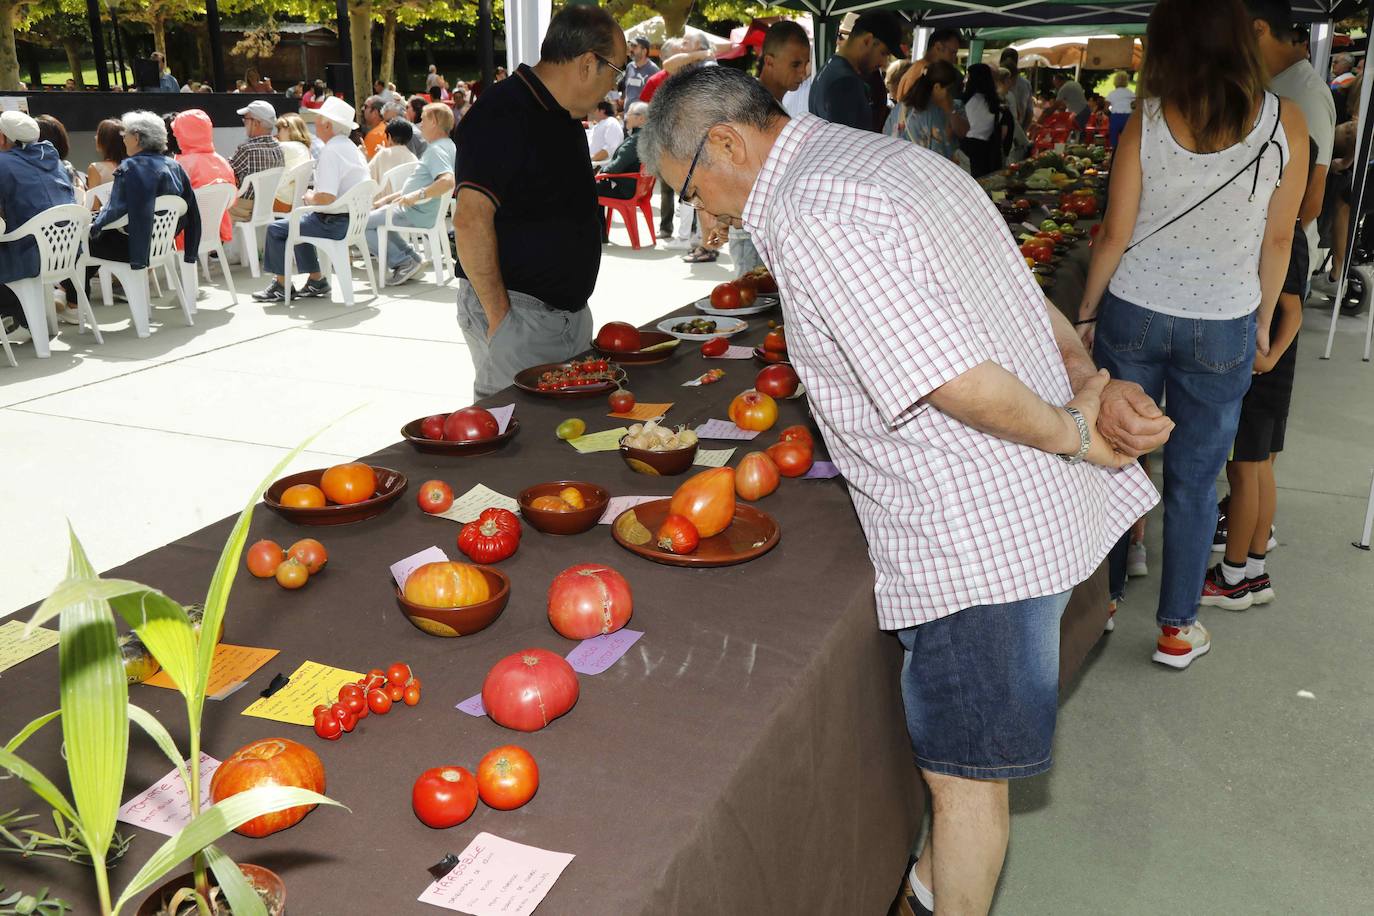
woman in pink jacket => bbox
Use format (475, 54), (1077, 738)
(172, 109), (236, 243)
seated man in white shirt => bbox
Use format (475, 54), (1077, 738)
(587, 100), (624, 164)
(253, 97), (369, 302)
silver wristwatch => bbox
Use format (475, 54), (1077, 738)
(1058, 406), (1090, 464)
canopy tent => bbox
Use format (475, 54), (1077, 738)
(779, 1), (1362, 27)
(623, 16), (732, 54)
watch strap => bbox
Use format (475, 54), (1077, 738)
(1058, 406), (1090, 464)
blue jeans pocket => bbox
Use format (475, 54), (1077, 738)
(1192, 313), (1254, 373)
(1097, 291), (1153, 353)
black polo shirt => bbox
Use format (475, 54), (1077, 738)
(455, 64), (600, 312)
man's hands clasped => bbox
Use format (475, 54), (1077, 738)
(1065, 370), (1173, 468)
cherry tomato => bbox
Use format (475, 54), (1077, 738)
(367, 688), (393, 715)
(330, 702), (356, 733)
(386, 682), (405, 703)
(274, 557), (309, 590)
(367, 667), (386, 680)
(477, 745), (539, 811)
(338, 683), (364, 703)
(403, 682), (422, 706)
(312, 704), (330, 719)
(387, 663), (412, 687)
(412, 766), (479, 828)
(314, 713), (342, 741)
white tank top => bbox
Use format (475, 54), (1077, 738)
(1109, 93), (1288, 319)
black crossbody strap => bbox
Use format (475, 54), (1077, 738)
(1126, 95), (1284, 255)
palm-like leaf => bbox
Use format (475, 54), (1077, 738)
(204, 844), (267, 916)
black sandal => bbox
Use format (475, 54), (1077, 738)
(682, 247), (718, 263)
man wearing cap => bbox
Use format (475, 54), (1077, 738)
(253, 96), (368, 302)
(151, 51), (179, 93)
(228, 100), (285, 223)
(809, 11), (904, 131)
(622, 36), (659, 108)
(0, 111), (78, 346)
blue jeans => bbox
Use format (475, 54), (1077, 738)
(364, 205), (425, 269)
(263, 212), (349, 277)
(1094, 290), (1256, 627)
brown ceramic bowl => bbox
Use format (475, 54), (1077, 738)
(518, 481), (609, 535)
(401, 417), (520, 456)
(137, 864), (285, 916)
(619, 436), (698, 476)
(395, 565), (510, 638)
(264, 466), (407, 526)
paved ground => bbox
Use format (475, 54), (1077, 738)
(3, 223), (1372, 912)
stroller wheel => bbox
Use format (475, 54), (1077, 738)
(1344, 264), (1372, 317)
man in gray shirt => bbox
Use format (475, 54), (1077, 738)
(622, 36), (659, 108)
(1001, 47), (1033, 132)
(1054, 72), (1088, 119)
(809, 11), (904, 131)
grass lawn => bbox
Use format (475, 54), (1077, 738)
(36, 60), (133, 88)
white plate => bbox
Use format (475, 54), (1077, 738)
(657, 316), (749, 341)
(692, 294), (779, 317)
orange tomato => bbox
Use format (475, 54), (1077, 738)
(728, 389), (779, 432)
(530, 495), (572, 513)
(558, 487), (586, 510)
(280, 484), (326, 508)
(668, 467), (736, 538)
(403, 561), (491, 609)
(320, 463), (376, 505)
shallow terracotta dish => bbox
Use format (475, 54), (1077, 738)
(513, 361), (622, 398)
(264, 467), (407, 526)
(518, 481), (609, 535)
(401, 417), (520, 456)
(395, 565), (510, 637)
(610, 498), (780, 568)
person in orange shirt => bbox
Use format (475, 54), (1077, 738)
(362, 95), (387, 159)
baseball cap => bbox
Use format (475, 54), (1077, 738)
(853, 11), (906, 59)
(0, 111), (39, 143)
(235, 99), (276, 124)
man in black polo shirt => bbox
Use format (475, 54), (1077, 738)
(453, 5), (626, 397)
(808, 11), (904, 131)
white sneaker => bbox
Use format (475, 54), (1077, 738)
(1153, 621), (1211, 669)
(1127, 541), (1148, 577)
(6, 325), (31, 344)
(1310, 273), (1338, 297)
(1267, 526), (1278, 552)
(662, 237), (693, 250)
(56, 308), (80, 326)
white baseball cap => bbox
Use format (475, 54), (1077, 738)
(236, 100), (276, 125)
(302, 96), (359, 132)
(0, 111), (39, 144)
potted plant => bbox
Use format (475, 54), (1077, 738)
(2, 439), (345, 915)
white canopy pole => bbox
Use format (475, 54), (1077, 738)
(506, 0), (551, 73)
(1322, 50), (1374, 359)
(1310, 20), (1333, 81)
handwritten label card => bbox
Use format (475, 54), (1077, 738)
(608, 402), (673, 422)
(144, 644), (279, 698)
(117, 753), (219, 836)
(803, 460), (841, 479)
(0, 620), (59, 674)
(597, 495), (660, 524)
(567, 427), (630, 454)
(488, 404), (516, 434)
(564, 629), (643, 675)
(705, 345), (754, 360)
(418, 832), (575, 915)
(693, 447), (736, 467)
(695, 419), (759, 441)
(391, 546), (449, 589)
(455, 693), (486, 717)
(436, 485), (521, 524)
(240, 660), (365, 726)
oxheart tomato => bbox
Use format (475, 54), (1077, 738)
(728, 389), (779, 432)
(595, 321), (642, 352)
(767, 441), (814, 477)
(700, 337), (728, 358)
(735, 451), (780, 501)
(777, 424), (815, 448)
(443, 406), (500, 443)
(417, 479), (455, 514)
(403, 561), (491, 608)
(458, 508), (521, 563)
(754, 364), (799, 399)
(209, 738), (325, 838)
(668, 467), (736, 538)
(320, 463), (376, 505)
(420, 414), (448, 440)
(412, 766), (478, 829)
(762, 327), (786, 354)
(482, 648), (580, 732)
(477, 746), (539, 810)
(656, 514), (700, 554)
(547, 564), (634, 638)
(710, 282), (742, 310)
(246, 539), (285, 578)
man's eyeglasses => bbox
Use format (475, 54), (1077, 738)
(677, 130), (710, 208)
(594, 53), (625, 79)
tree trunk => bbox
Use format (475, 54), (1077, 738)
(379, 9), (396, 85)
(347, 0), (372, 113)
(661, 0), (692, 39)
(63, 38), (84, 86)
(0, 0), (19, 91)
(153, 16), (167, 59)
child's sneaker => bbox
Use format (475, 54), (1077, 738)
(1127, 541), (1148, 577)
(1246, 572), (1274, 605)
(1104, 599), (1117, 632)
(1153, 621), (1211, 669)
(1199, 564), (1253, 610)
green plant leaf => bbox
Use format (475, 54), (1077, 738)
(203, 844), (267, 916)
(126, 706), (190, 797)
(57, 527), (128, 865)
(5, 711), (60, 753)
(28, 578), (157, 634)
(111, 786), (344, 913)
(0, 746), (78, 823)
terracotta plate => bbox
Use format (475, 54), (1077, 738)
(401, 417), (520, 456)
(594, 331), (681, 365)
(610, 498), (780, 568)
(513, 361), (623, 398)
(264, 466), (407, 526)
(753, 347), (790, 366)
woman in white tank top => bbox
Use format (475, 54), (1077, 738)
(1074, 0), (1308, 669)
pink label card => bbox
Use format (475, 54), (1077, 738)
(117, 753), (220, 836)
(455, 693), (486, 717)
(488, 404), (515, 434)
(694, 419), (760, 440)
(418, 832), (575, 915)
(597, 495), (660, 524)
(391, 546), (449, 590)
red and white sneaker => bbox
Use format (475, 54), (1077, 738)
(1246, 573), (1274, 605)
(1153, 621), (1211, 669)
(1199, 564), (1253, 610)
(1104, 600), (1117, 632)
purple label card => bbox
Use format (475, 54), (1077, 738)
(598, 495), (660, 524)
(803, 460), (841, 479)
(695, 419), (760, 440)
(565, 629), (643, 675)
(488, 404), (516, 434)
(455, 693), (486, 717)
(391, 546), (449, 590)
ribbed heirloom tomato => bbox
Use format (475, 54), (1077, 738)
(547, 564), (634, 638)
(477, 746), (540, 810)
(458, 508), (521, 563)
(403, 561), (491, 608)
(320, 463), (376, 505)
(482, 648), (580, 732)
(412, 766), (479, 828)
(734, 451), (780, 501)
(209, 738), (325, 838)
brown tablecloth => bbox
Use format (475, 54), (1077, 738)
(0, 303), (1108, 914)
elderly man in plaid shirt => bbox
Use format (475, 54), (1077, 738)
(643, 66), (1173, 915)
(228, 100), (285, 223)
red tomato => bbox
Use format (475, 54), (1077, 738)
(386, 682), (405, 703)
(387, 662), (412, 686)
(777, 424), (814, 448)
(668, 467), (736, 538)
(728, 389), (779, 431)
(274, 558), (309, 590)
(710, 282), (742, 310)
(338, 683), (364, 703)
(403, 682), (421, 706)
(547, 564), (634, 639)
(367, 688), (392, 715)
(320, 463), (376, 505)
(734, 281), (758, 308)
(287, 538), (328, 575)
(762, 327), (786, 354)
(246, 539), (285, 578)
(411, 766), (478, 829)
(655, 514), (700, 554)
(209, 738), (325, 838)
(734, 451), (780, 501)
(608, 389), (636, 413)
(417, 480), (455, 514)
(313, 712), (342, 741)
(457, 508), (521, 563)
(442, 407), (499, 443)
(403, 561), (491, 608)
(595, 321), (642, 352)
(477, 746), (539, 811)
(420, 414), (448, 440)
(330, 702), (356, 733)
(754, 364), (799, 399)
(700, 337), (729, 358)
(482, 648), (580, 732)
(1014, 198), (1033, 209)
(766, 441), (814, 477)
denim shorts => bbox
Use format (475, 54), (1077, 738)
(895, 590), (1071, 780)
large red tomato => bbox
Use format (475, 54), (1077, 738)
(209, 738), (325, 838)
(734, 280), (758, 308)
(320, 463), (376, 505)
(482, 649), (580, 732)
(728, 390), (778, 431)
(766, 441), (814, 478)
(411, 766), (478, 828)
(420, 414), (448, 440)
(547, 564), (633, 639)
(735, 451), (780, 501)
(777, 425), (814, 449)
(443, 407), (499, 442)
(476, 746), (539, 811)
(710, 282), (742, 310)
(403, 561), (491, 608)
(754, 364), (799, 399)
(668, 467), (736, 538)
(595, 321), (642, 352)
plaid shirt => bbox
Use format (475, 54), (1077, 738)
(743, 115), (1158, 629)
(229, 135), (284, 199)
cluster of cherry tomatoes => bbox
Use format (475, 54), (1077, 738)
(535, 358), (617, 391)
(411, 745), (540, 828)
(313, 662), (421, 740)
(246, 538), (328, 590)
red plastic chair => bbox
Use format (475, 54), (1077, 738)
(1030, 124), (1074, 157)
(597, 172), (657, 249)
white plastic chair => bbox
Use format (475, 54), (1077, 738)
(0, 204), (99, 360)
(379, 160), (419, 198)
(230, 166), (282, 279)
(183, 181), (238, 307)
(283, 158), (314, 210)
(87, 182), (111, 209)
(86, 195), (193, 338)
(377, 188), (455, 288)
(283, 179), (378, 307)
